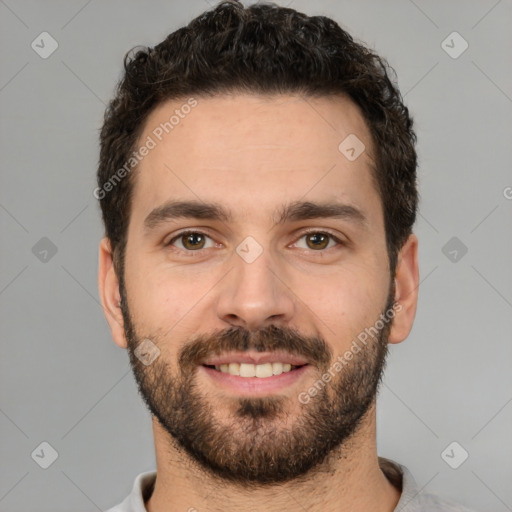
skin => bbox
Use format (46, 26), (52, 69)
(98, 93), (419, 512)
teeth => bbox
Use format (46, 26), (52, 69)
(272, 362), (283, 375)
(255, 363), (273, 378)
(240, 363), (256, 377)
(213, 362), (298, 377)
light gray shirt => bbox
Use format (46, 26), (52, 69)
(104, 458), (477, 511)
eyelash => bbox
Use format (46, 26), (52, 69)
(165, 229), (345, 255)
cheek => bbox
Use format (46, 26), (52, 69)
(300, 267), (388, 349)
(133, 283), (192, 334)
(123, 257), (178, 333)
(126, 260), (222, 351)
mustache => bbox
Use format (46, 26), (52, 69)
(179, 324), (332, 370)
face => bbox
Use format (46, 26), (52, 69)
(109, 93), (407, 485)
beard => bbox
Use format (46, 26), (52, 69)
(120, 279), (395, 487)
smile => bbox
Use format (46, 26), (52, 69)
(199, 363), (310, 395)
(204, 362), (304, 378)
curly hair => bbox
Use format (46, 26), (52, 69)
(97, 0), (418, 279)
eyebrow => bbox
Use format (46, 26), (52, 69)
(143, 199), (369, 233)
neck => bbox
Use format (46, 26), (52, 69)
(145, 402), (401, 512)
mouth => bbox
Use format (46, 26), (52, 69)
(202, 362), (307, 378)
(199, 352), (311, 395)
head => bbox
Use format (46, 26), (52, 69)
(97, 0), (419, 486)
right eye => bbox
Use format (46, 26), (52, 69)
(166, 230), (218, 252)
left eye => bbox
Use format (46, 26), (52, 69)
(293, 231), (341, 251)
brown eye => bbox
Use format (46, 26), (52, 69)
(181, 232), (205, 250)
(305, 232), (330, 250)
(168, 231), (214, 251)
(294, 231), (343, 252)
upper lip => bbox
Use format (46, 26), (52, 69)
(201, 351), (309, 366)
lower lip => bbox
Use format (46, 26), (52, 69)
(199, 365), (310, 395)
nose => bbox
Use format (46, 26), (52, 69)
(215, 247), (296, 331)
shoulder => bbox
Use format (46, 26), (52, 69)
(103, 503), (127, 512)
(103, 496), (132, 512)
(379, 457), (479, 512)
(103, 471), (157, 512)
(402, 490), (479, 511)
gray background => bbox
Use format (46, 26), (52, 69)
(0, 0), (511, 511)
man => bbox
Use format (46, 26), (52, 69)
(97, 1), (476, 511)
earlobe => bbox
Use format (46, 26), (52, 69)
(388, 233), (419, 345)
(98, 237), (128, 349)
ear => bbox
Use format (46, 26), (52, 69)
(388, 233), (419, 345)
(98, 237), (128, 349)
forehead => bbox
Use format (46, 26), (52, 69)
(130, 93), (380, 227)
